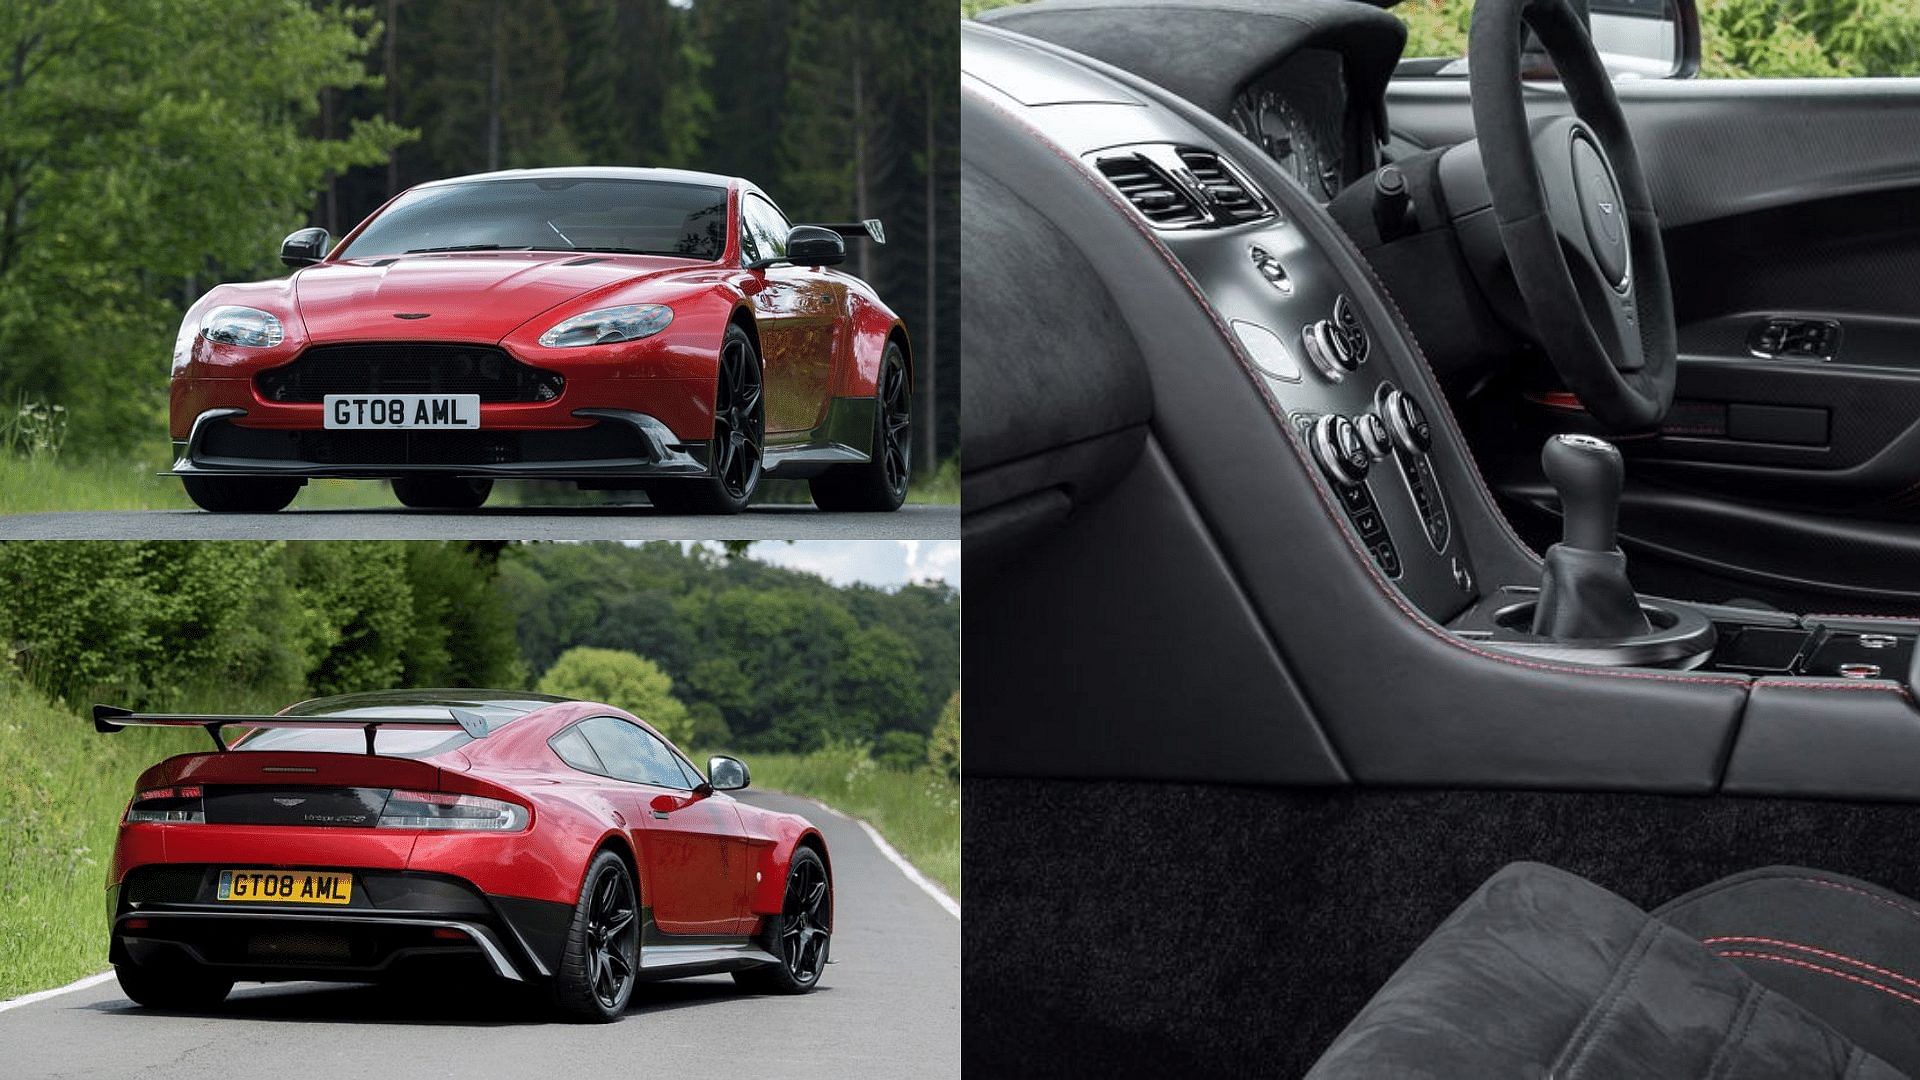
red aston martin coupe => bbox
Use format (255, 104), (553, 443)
(96, 690), (832, 1022)
(168, 167), (913, 514)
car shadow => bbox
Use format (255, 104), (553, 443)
(88, 977), (831, 1028)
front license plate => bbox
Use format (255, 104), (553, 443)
(217, 869), (354, 905)
(323, 394), (480, 430)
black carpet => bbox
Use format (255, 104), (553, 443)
(964, 778), (1920, 1078)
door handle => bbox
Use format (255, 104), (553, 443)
(651, 810), (670, 820)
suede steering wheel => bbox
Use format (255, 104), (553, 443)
(1469, 0), (1677, 431)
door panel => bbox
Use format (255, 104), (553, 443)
(638, 789), (752, 936)
(749, 267), (843, 434)
(1386, 76), (1920, 601)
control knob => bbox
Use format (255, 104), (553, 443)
(1382, 389), (1433, 455)
(1301, 320), (1357, 382)
(1311, 414), (1371, 487)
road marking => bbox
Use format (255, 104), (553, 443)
(0, 971), (114, 1013)
(854, 819), (959, 921)
(775, 792), (959, 920)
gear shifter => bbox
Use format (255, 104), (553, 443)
(1530, 434), (1652, 639)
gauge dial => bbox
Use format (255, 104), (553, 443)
(1229, 85), (1345, 200)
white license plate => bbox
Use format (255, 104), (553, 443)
(322, 394), (480, 430)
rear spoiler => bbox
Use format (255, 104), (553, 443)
(92, 704), (489, 755)
(818, 219), (886, 244)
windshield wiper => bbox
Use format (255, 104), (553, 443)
(401, 244), (534, 254)
(566, 246), (683, 256)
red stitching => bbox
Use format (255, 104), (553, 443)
(1806, 614), (1920, 623)
(1752, 677), (1911, 703)
(1796, 877), (1920, 924)
(1702, 937), (1920, 993)
(966, 86), (1752, 691)
(1715, 950), (1920, 1010)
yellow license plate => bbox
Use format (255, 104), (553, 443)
(217, 869), (353, 905)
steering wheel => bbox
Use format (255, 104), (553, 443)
(1469, 0), (1676, 431)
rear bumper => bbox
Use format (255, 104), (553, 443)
(168, 407), (711, 481)
(110, 866), (571, 982)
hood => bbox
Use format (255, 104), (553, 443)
(292, 251), (701, 342)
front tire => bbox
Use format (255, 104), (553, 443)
(809, 342), (910, 512)
(114, 958), (233, 1011)
(734, 845), (831, 994)
(552, 850), (640, 1023)
(391, 476), (493, 510)
(647, 323), (764, 515)
(182, 475), (301, 513)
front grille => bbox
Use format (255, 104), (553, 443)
(255, 343), (564, 403)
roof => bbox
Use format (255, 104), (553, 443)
(409, 166), (743, 191)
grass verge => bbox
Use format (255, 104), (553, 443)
(0, 676), (201, 999)
(745, 746), (960, 900)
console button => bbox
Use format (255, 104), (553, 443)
(1301, 321), (1348, 382)
(1383, 390), (1433, 454)
(1248, 244), (1293, 295)
(1231, 319), (1303, 382)
(1357, 412), (1392, 459)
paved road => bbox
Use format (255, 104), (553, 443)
(0, 791), (959, 1079)
(0, 504), (959, 540)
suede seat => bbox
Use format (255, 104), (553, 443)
(1307, 862), (1920, 1078)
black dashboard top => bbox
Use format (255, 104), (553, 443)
(976, 0), (1407, 119)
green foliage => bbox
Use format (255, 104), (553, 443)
(0, 541), (523, 709)
(748, 743), (960, 897)
(501, 542), (959, 755)
(0, 0), (412, 455)
(536, 646), (694, 745)
(928, 691), (960, 780)
(875, 729), (929, 771)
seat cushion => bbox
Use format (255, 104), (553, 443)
(1306, 862), (1905, 1079)
(1659, 867), (1920, 1075)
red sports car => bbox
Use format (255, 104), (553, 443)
(95, 690), (832, 1021)
(168, 167), (913, 514)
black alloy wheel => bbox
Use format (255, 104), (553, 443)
(647, 323), (764, 514)
(712, 329), (766, 501)
(553, 850), (641, 1021)
(734, 845), (832, 994)
(808, 341), (912, 512)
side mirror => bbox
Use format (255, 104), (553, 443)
(280, 227), (331, 268)
(708, 755), (750, 792)
(785, 225), (845, 267)
(1585, 0), (1699, 79)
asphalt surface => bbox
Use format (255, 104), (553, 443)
(0, 791), (959, 1079)
(0, 504), (960, 540)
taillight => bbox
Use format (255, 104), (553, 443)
(377, 790), (528, 831)
(126, 786), (206, 824)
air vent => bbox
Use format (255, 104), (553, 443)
(1176, 150), (1266, 224)
(1094, 155), (1203, 226)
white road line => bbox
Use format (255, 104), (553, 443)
(0, 971), (114, 1013)
(779, 792), (960, 920)
(854, 819), (960, 921)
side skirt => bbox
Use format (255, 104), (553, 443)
(762, 396), (878, 479)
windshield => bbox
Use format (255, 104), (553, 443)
(234, 704), (529, 758)
(335, 178), (732, 260)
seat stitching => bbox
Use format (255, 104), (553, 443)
(1703, 936), (1920, 994)
(1701, 980), (1760, 1080)
(1715, 950), (1920, 1010)
(1798, 877), (1920, 925)
(1553, 919), (1662, 1080)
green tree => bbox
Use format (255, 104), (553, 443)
(875, 729), (927, 771)
(0, 0), (410, 454)
(537, 646), (694, 746)
(928, 691), (959, 779)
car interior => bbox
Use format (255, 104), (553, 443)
(959, 0), (1920, 1073)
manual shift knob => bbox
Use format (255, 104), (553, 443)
(1542, 434), (1624, 553)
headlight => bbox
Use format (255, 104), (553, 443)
(538, 304), (673, 348)
(201, 305), (284, 348)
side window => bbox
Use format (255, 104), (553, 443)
(743, 195), (789, 262)
(577, 716), (689, 789)
(673, 753), (706, 789)
(549, 725), (605, 775)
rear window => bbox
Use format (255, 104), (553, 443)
(235, 707), (525, 759)
(336, 178), (731, 260)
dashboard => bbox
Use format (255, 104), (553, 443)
(1227, 50), (1355, 202)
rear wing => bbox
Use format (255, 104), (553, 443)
(818, 219), (886, 244)
(92, 704), (489, 755)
